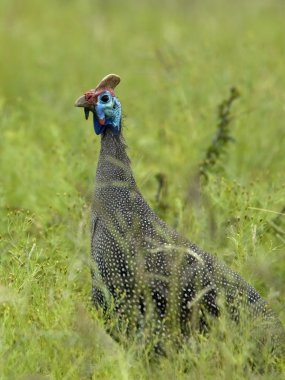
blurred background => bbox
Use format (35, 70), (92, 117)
(1, 0), (285, 208)
(0, 0), (284, 378)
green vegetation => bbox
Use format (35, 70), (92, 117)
(0, 0), (284, 378)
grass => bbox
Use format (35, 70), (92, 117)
(0, 0), (285, 378)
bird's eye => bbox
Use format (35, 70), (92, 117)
(101, 94), (110, 103)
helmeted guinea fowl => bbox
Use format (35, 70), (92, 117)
(75, 74), (284, 350)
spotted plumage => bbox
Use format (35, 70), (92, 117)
(75, 74), (284, 348)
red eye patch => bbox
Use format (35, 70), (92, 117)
(84, 88), (115, 104)
(84, 90), (96, 104)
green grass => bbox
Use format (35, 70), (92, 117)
(1, 0), (285, 378)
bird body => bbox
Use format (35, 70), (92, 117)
(75, 74), (284, 349)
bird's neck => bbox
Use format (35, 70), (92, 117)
(95, 128), (137, 189)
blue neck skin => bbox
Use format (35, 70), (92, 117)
(92, 113), (122, 136)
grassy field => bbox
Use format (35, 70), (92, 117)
(1, 0), (285, 378)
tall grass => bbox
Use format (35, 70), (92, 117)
(0, 0), (284, 378)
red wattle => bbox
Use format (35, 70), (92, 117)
(99, 118), (105, 126)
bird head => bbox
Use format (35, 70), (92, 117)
(74, 74), (122, 135)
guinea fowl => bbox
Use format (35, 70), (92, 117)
(75, 74), (284, 349)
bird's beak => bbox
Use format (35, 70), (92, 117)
(74, 94), (88, 108)
(74, 94), (92, 120)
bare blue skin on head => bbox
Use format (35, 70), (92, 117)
(93, 91), (122, 135)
